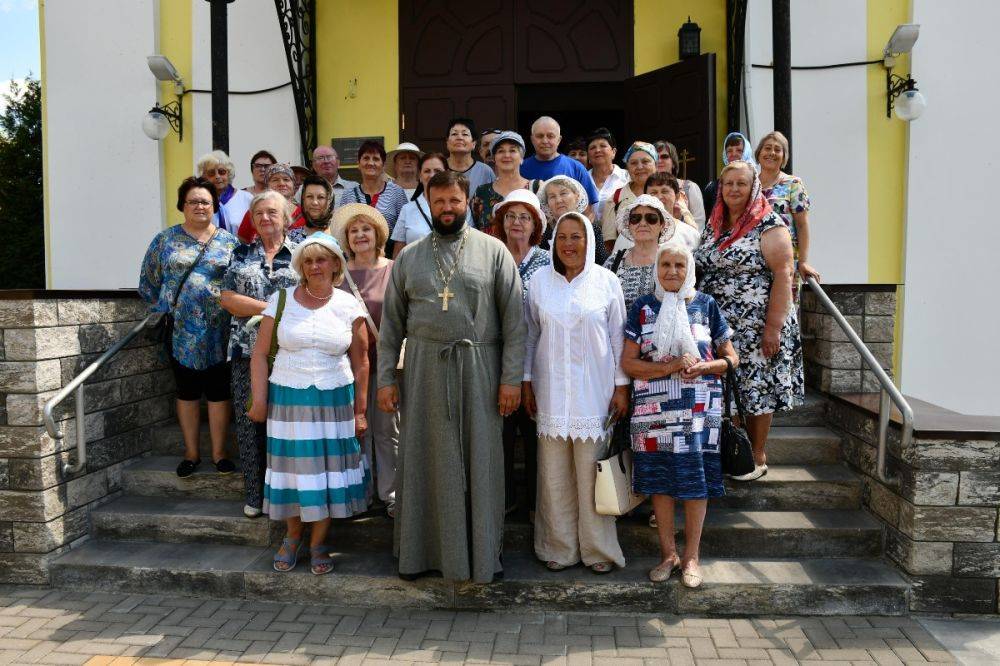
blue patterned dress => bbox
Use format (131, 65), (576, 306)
(138, 225), (238, 370)
(624, 292), (732, 499)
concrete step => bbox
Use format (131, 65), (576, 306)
(765, 426), (841, 465)
(50, 540), (908, 615)
(123, 456), (861, 511)
(772, 391), (828, 427)
(714, 464), (862, 510)
(91, 497), (281, 547)
(90, 495), (882, 558)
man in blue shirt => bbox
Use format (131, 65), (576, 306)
(520, 116), (600, 219)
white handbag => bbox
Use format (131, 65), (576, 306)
(595, 446), (646, 516)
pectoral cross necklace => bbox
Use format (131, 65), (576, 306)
(431, 228), (469, 311)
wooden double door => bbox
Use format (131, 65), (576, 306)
(399, 0), (716, 187)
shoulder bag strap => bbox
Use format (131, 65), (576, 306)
(268, 287), (287, 367)
(341, 269), (380, 343)
(723, 357), (748, 423)
(610, 249), (627, 274)
(170, 228), (218, 309)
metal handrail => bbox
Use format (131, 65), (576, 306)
(43, 313), (164, 475)
(805, 277), (913, 486)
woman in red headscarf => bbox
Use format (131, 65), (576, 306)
(694, 160), (804, 482)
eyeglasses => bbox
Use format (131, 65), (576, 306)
(503, 213), (534, 225)
(252, 162), (273, 171)
(185, 200), (213, 208)
(313, 155), (336, 163)
(628, 213), (662, 226)
(204, 168), (228, 176)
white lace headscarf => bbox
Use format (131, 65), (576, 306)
(651, 241), (699, 362)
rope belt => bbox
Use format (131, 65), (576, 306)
(410, 334), (499, 490)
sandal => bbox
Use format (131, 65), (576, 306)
(590, 562), (614, 575)
(648, 554), (681, 583)
(310, 545), (334, 576)
(545, 561), (568, 571)
(681, 561), (703, 588)
(272, 537), (301, 572)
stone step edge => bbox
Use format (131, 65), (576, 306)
(50, 541), (909, 616)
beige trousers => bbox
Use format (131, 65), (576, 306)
(534, 435), (626, 568)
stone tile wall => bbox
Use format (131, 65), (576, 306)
(0, 296), (173, 583)
(800, 286), (896, 393)
(827, 399), (1000, 614)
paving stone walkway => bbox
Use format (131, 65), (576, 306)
(0, 586), (959, 665)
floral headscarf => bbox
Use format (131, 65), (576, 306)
(616, 194), (676, 243)
(707, 161), (773, 251)
(538, 175), (589, 221)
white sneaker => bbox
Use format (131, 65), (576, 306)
(243, 505), (262, 518)
(730, 464), (768, 482)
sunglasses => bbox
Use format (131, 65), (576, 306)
(628, 212), (662, 226)
(481, 128), (503, 136)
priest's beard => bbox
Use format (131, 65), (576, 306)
(432, 210), (467, 236)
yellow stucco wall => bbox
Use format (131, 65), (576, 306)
(634, 0), (729, 158)
(159, 0), (193, 228)
(315, 1), (399, 162)
(867, 0), (910, 285)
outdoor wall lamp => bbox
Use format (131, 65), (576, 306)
(883, 24), (925, 121)
(143, 55), (185, 141)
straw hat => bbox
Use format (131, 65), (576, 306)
(331, 203), (390, 256)
(385, 142), (423, 178)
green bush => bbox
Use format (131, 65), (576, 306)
(0, 78), (44, 289)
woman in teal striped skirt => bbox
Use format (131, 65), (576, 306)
(248, 234), (370, 575)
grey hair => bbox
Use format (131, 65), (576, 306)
(531, 115), (561, 135)
(312, 145), (338, 159)
(249, 190), (294, 230)
(196, 150), (236, 182)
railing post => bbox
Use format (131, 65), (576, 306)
(877, 388), (892, 485)
(64, 388), (87, 475)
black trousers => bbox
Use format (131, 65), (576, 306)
(231, 358), (267, 510)
(502, 406), (538, 511)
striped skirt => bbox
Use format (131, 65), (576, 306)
(263, 382), (370, 522)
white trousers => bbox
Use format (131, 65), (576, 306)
(534, 435), (625, 568)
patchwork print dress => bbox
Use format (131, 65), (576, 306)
(624, 293), (732, 499)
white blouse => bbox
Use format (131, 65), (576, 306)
(524, 264), (629, 443)
(262, 287), (365, 390)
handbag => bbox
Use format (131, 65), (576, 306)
(720, 357), (756, 477)
(155, 229), (218, 354)
(595, 411), (646, 516)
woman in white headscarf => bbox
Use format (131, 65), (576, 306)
(523, 211), (628, 575)
(620, 242), (738, 588)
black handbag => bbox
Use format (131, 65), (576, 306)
(156, 229), (217, 355)
(720, 357), (756, 477)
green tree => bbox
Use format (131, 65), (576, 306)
(0, 78), (44, 289)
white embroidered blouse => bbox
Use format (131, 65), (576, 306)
(262, 287), (365, 390)
(523, 214), (629, 443)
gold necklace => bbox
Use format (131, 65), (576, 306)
(304, 284), (333, 300)
(431, 228), (469, 311)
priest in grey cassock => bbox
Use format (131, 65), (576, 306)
(376, 170), (527, 583)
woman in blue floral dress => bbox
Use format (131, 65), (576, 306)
(694, 161), (804, 482)
(139, 177), (239, 478)
(622, 241), (737, 588)
(220, 190), (300, 517)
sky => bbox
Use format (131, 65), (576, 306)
(0, 0), (40, 114)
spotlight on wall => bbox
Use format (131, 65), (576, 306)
(883, 24), (925, 121)
(143, 55), (185, 141)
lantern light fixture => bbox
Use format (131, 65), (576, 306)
(678, 17), (701, 60)
(143, 54), (185, 141)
